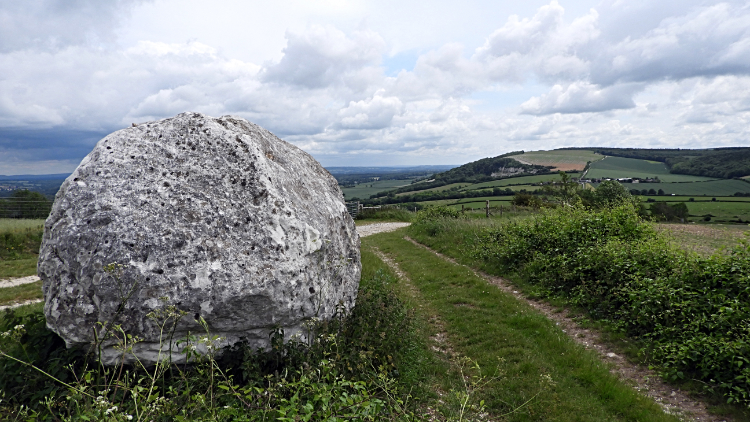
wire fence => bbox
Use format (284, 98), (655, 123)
(0, 199), (52, 219)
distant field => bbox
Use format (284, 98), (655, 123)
(639, 196), (750, 203)
(624, 179), (750, 196)
(395, 182), (468, 196)
(416, 196), (513, 207)
(341, 178), (419, 200)
(657, 224), (750, 256)
(685, 201), (750, 222)
(461, 174), (562, 190)
(587, 156), (716, 182)
(511, 150), (603, 171)
(0, 219), (45, 232)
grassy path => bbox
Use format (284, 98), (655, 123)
(364, 229), (681, 422)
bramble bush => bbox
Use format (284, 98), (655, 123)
(473, 204), (750, 407)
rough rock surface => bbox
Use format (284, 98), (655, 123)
(39, 112), (360, 364)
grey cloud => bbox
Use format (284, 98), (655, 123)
(0, 0), (150, 52)
(590, 2), (750, 85)
(520, 82), (640, 115)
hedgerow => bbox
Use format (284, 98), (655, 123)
(472, 204), (750, 406)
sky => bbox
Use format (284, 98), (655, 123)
(1, 0), (749, 175)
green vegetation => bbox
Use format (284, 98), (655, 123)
(342, 178), (419, 200)
(586, 156), (716, 182)
(355, 207), (414, 222)
(656, 224), (750, 257)
(0, 190), (52, 219)
(458, 174), (561, 190)
(0, 252), (430, 420)
(510, 149), (603, 171)
(407, 204), (750, 415)
(368, 230), (680, 421)
(0, 219), (44, 279)
(685, 201), (750, 223)
(367, 151), (550, 201)
(625, 179), (750, 196)
(0, 280), (42, 306)
(589, 147), (750, 179)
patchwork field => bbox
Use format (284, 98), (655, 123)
(586, 156), (716, 182)
(510, 150), (603, 171)
(341, 178), (419, 199)
(624, 179), (750, 196)
(395, 182), (468, 196)
(685, 201), (750, 222)
(460, 174), (562, 190)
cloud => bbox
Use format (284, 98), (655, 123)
(3, 0), (750, 173)
(520, 82), (640, 115)
(591, 2), (750, 84)
(260, 25), (385, 90)
(336, 92), (404, 130)
(0, 0), (150, 53)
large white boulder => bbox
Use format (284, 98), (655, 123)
(39, 112), (360, 364)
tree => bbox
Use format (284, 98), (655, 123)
(588, 180), (635, 209)
(541, 171), (580, 207)
(0, 190), (52, 219)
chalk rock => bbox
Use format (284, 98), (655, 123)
(39, 112), (360, 365)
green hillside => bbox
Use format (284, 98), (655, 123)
(588, 147), (750, 178)
(586, 156), (716, 182)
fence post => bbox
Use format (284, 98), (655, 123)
(461, 204), (464, 214)
(500, 204), (503, 217)
(486, 200), (490, 218)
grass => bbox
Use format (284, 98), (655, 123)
(341, 178), (419, 200)
(395, 182), (468, 196)
(622, 179), (750, 196)
(511, 150), (604, 171)
(656, 223), (750, 256)
(460, 174), (563, 190)
(0, 218), (43, 278)
(685, 200), (750, 222)
(0, 257), (38, 279)
(0, 280), (42, 306)
(365, 229), (679, 421)
(587, 156), (716, 182)
(638, 195), (750, 202)
(0, 219), (45, 232)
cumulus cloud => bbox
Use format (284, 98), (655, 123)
(260, 25), (385, 90)
(591, 2), (750, 84)
(2, 0), (750, 172)
(520, 82), (641, 115)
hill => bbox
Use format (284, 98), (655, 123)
(367, 151), (550, 200)
(584, 147), (750, 179)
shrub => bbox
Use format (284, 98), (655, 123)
(414, 206), (460, 223)
(356, 207), (413, 222)
(472, 204), (750, 406)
